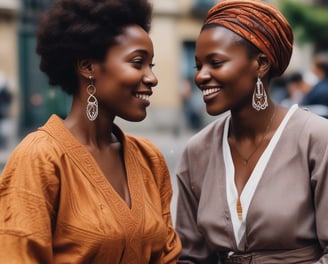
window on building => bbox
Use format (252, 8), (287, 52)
(191, 0), (216, 17)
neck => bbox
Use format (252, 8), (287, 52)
(229, 105), (279, 166)
(230, 105), (277, 141)
(64, 96), (118, 148)
(64, 112), (117, 149)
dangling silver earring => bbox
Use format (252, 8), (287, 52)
(252, 76), (268, 111)
(86, 76), (98, 121)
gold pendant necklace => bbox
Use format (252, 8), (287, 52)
(232, 109), (276, 165)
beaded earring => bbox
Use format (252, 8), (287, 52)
(86, 76), (98, 121)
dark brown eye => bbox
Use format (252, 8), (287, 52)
(211, 60), (224, 67)
(132, 59), (143, 68)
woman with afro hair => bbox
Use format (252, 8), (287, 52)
(0, 0), (181, 263)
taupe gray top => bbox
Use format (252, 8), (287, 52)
(176, 106), (328, 263)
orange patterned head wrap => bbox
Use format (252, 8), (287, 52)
(204, 0), (294, 77)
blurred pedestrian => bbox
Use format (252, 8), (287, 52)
(180, 79), (204, 131)
(0, 72), (12, 120)
(281, 71), (312, 107)
(175, 0), (328, 263)
(269, 76), (289, 104)
(0, 73), (12, 148)
(0, 0), (181, 263)
(301, 51), (328, 106)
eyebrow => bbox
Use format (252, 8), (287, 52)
(195, 52), (224, 61)
(131, 49), (153, 57)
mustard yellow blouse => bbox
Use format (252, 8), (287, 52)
(0, 115), (181, 263)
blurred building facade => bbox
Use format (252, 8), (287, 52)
(0, 0), (20, 148)
(0, 0), (326, 138)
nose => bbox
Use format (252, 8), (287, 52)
(143, 68), (158, 88)
(194, 66), (211, 86)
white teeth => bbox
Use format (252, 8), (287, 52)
(202, 88), (221, 96)
(135, 93), (150, 100)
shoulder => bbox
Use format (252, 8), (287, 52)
(0, 129), (61, 192)
(125, 134), (164, 159)
(124, 133), (168, 175)
(291, 107), (328, 143)
(0, 126), (61, 214)
(124, 134), (171, 191)
(4, 119), (66, 174)
(10, 130), (63, 161)
(176, 113), (228, 176)
(184, 113), (228, 153)
(294, 107), (328, 129)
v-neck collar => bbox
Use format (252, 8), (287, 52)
(222, 104), (298, 247)
(39, 115), (144, 220)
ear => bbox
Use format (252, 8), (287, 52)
(256, 53), (271, 77)
(76, 59), (94, 79)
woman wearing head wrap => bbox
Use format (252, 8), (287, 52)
(175, 0), (328, 263)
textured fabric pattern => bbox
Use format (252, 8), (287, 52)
(204, 0), (293, 77)
(0, 115), (181, 263)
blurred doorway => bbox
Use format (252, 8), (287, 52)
(18, 0), (71, 135)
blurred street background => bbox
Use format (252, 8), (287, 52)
(1, 0), (328, 220)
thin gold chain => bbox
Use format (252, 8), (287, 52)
(232, 110), (276, 165)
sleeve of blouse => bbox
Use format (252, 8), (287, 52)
(0, 135), (59, 263)
(157, 152), (182, 264)
(309, 119), (328, 263)
(175, 148), (219, 264)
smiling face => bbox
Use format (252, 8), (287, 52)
(194, 26), (260, 116)
(92, 24), (157, 122)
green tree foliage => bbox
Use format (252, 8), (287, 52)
(280, 0), (328, 52)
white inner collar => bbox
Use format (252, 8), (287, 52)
(222, 104), (298, 246)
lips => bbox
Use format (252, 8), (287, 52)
(202, 87), (221, 96)
(135, 93), (150, 101)
(134, 92), (152, 107)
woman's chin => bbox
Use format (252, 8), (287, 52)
(123, 113), (147, 122)
(206, 106), (223, 116)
